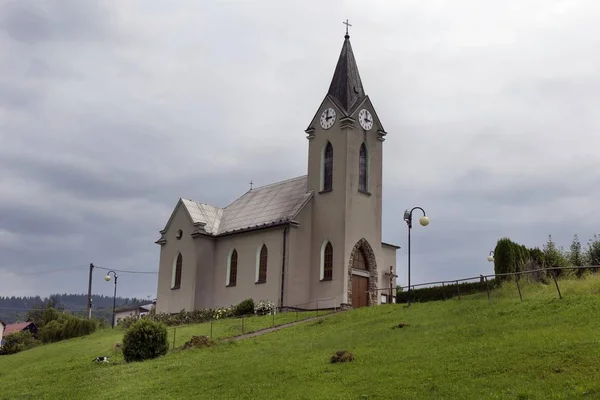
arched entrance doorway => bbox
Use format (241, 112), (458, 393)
(347, 238), (378, 308)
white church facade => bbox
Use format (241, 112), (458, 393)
(155, 32), (399, 313)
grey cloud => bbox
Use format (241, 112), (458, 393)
(0, 81), (41, 110)
(0, 0), (113, 44)
(2, 0), (600, 300)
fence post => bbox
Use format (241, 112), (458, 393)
(173, 328), (176, 350)
(456, 281), (460, 301)
(516, 274), (523, 302)
(210, 321), (213, 339)
(272, 310), (275, 327)
(551, 269), (563, 300)
(484, 277), (491, 302)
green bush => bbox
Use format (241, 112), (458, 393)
(38, 313), (98, 344)
(396, 279), (499, 304)
(0, 331), (38, 355)
(234, 299), (255, 316)
(122, 318), (169, 363)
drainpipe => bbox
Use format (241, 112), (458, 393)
(280, 225), (289, 309)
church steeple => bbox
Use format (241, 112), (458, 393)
(327, 23), (365, 114)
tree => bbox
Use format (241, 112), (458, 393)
(569, 234), (586, 276)
(543, 235), (568, 277)
(586, 234), (600, 272)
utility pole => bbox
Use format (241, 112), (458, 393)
(87, 263), (94, 319)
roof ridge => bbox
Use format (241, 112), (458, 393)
(245, 175), (307, 192)
(182, 198), (223, 210)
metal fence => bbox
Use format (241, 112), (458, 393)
(369, 265), (600, 305)
(166, 297), (340, 349)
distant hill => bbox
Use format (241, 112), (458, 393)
(0, 294), (152, 324)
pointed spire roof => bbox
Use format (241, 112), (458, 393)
(327, 33), (365, 113)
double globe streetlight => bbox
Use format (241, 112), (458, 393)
(403, 207), (430, 306)
(104, 270), (118, 328)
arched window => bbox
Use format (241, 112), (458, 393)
(359, 143), (368, 192)
(171, 253), (182, 289)
(321, 241), (333, 281)
(352, 248), (368, 271)
(256, 244), (268, 283)
(323, 142), (333, 192)
(227, 249), (238, 287)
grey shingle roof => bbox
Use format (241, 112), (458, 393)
(327, 34), (365, 114)
(180, 175), (312, 237)
(181, 199), (222, 234)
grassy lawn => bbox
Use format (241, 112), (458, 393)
(2, 276), (600, 399)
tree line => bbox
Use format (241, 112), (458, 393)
(493, 234), (600, 280)
(0, 293), (151, 324)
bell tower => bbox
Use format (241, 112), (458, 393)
(304, 23), (388, 306)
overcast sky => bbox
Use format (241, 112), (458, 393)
(1, 0), (600, 300)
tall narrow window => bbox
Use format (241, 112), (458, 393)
(359, 143), (368, 192)
(257, 244), (268, 283)
(323, 242), (333, 281)
(323, 142), (333, 192)
(228, 249), (238, 287)
(172, 253), (182, 289)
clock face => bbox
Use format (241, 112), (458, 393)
(358, 109), (373, 131)
(320, 108), (336, 130)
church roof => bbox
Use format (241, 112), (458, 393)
(327, 33), (365, 114)
(178, 175), (313, 237)
(180, 199), (222, 234)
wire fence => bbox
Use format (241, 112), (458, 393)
(142, 297), (341, 350)
(371, 265), (600, 305)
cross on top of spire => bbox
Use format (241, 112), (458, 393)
(343, 19), (352, 38)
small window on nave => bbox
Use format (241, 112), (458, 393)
(323, 242), (333, 281)
(228, 249), (238, 287)
(172, 253), (182, 289)
(257, 245), (268, 283)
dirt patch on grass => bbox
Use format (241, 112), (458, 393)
(392, 323), (410, 329)
(330, 350), (354, 363)
(182, 335), (214, 350)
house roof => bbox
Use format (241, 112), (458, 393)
(158, 175), (313, 241)
(115, 302), (155, 314)
(327, 33), (365, 114)
(4, 321), (34, 336)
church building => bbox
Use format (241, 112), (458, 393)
(155, 30), (399, 313)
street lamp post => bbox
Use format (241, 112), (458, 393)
(403, 207), (429, 306)
(104, 270), (118, 328)
(487, 251), (495, 263)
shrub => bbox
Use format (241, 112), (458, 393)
(213, 306), (234, 320)
(38, 313), (98, 344)
(396, 279), (499, 304)
(122, 318), (169, 362)
(254, 300), (276, 316)
(0, 331), (37, 355)
(117, 315), (139, 329)
(234, 299), (255, 316)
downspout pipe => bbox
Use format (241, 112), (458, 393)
(280, 225), (289, 309)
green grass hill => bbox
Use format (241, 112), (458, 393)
(1, 275), (600, 399)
